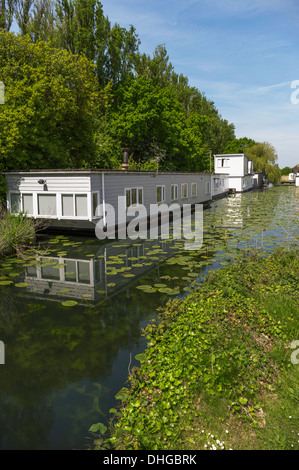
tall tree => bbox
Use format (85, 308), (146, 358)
(0, 0), (15, 31)
(109, 74), (208, 171)
(0, 31), (99, 171)
(15, 0), (34, 35)
(27, 0), (57, 43)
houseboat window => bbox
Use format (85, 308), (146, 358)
(217, 158), (230, 168)
(125, 188), (143, 209)
(61, 194), (88, 217)
(10, 193), (21, 213)
(156, 185), (165, 203)
(191, 183), (197, 197)
(38, 194), (57, 216)
(62, 194), (74, 217)
(75, 195), (88, 217)
(131, 188), (137, 206)
(92, 192), (100, 217)
(22, 194), (33, 214)
(171, 184), (178, 201)
(213, 178), (220, 188)
(181, 183), (188, 199)
(138, 189), (142, 204)
(205, 182), (210, 195)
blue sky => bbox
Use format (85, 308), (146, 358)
(101, 0), (299, 168)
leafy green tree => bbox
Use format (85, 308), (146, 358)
(246, 142), (281, 183)
(280, 166), (292, 176)
(135, 44), (173, 87)
(224, 136), (256, 154)
(108, 74), (211, 171)
(55, 0), (140, 88)
(28, 0), (58, 43)
(0, 31), (99, 171)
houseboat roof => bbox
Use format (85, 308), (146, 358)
(2, 169), (212, 175)
(214, 153), (250, 158)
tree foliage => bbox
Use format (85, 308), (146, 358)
(0, 31), (98, 172)
(280, 166), (292, 176)
(224, 137), (257, 154)
(245, 142), (281, 184)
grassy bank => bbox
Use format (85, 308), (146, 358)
(0, 209), (37, 258)
(91, 246), (299, 450)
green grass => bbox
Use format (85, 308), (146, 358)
(90, 246), (299, 450)
(0, 210), (37, 258)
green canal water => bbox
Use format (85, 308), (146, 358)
(0, 186), (298, 449)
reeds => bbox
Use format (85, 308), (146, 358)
(0, 206), (37, 258)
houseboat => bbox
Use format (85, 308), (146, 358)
(214, 153), (256, 193)
(3, 158), (229, 233)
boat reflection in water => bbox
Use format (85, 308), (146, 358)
(23, 235), (193, 304)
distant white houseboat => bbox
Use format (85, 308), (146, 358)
(214, 153), (256, 193)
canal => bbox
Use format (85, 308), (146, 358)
(0, 186), (298, 449)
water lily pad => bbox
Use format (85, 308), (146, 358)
(15, 282), (29, 288)
(0, 280), (13, 286)
(61, 300), (78, 307)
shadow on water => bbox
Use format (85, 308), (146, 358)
(0, 186), (298, 449)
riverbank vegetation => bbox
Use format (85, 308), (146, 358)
(0, 208), (37, 258)
(0, 0), (283, 199)
(90, 246), (299, 450)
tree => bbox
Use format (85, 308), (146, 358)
(108, 74), (209, 171)
(246, 142), (281, 184)
(54, 0), (140, 88)
(27, 0), (57, 43)
(280, 166), (292, 176)
(0, 32), (99, 171)
(15, 0), (34, 35)
(0, 0), (15, 31)
(224, 137), (256, 154)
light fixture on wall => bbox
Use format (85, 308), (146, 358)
(38, 179), (48, 190)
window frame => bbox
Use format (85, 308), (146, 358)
(181, 183), (188, 199)
(37, 193), (58, 218)
(124, 187), (144, 210)
(9, 192), (21, 214)
(60, 193), (89, 220)
(92, 191), (101, 218)
(171, 184), (178, 201)
(156, 185), (166, 204)
(191, 182), (197, 197)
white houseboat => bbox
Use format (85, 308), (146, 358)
(3, 161), (229, 233)
(214, 153), (256, 193)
